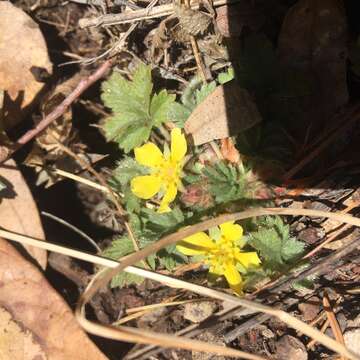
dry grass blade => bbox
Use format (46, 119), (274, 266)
(2, 206), (360, 359)
(323, 292), (346, 360)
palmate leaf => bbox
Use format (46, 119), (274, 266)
(101, 64), (178, 152)
(247, 216), (305, 272)
(203, 161), (247, 203)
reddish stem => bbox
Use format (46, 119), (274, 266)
(0, 59), (113, 164)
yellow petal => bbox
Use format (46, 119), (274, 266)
(223, 263), (243, 294)
(176, 232), (214, 256)
(236, 252), (261, 269)
(131, 175), (161, 199)
(134, 143), (164, 168)
(220, 222), (243, 242)
(158, 182), (177, 212)
(170, 128), (187, 162)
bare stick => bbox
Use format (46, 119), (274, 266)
(0, 59), (113, 164)
(79, 0), (239, 27)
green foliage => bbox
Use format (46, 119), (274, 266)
(102, 236), (144, 287)
(111, 157), (149, 212)
(203, 161), (248, 203)
(217, 67), (235, 84)
(102, 207), (188, 288)
(101, 64), (181, 152)
(247, 216), (305, 272)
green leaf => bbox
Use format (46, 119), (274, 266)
(111, 157), (149, 212)
(167, 102), (191, 128)
(203, 161), (248, 203)
(195, 81), (217, 104)
(101, 64), (177, 152)
(112, 157), (149, 186)
(110, 271), (144, 288)
(248, 216), (305, 271)
(102, 236), (145, 287)
(141, 207), (185, 233)
(150, 90), (176, 126)
(217, 68), (235, 84)
(102, 236), (135, 259)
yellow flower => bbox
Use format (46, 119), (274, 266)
(131, 128), (187, 212)
(176, 222), (260, 294)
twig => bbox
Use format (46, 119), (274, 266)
(323, 292), (345, 360)
(78, 0), (239, 27)
(189, 36), (207, 83)
(0, 59), (113, 164)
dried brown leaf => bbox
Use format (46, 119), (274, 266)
(175, 5), (212, 37)
(0, 2), (52, 129)
(0, 238), (107, 360)
(184, 81), (262, 145)
(0, 159), (47, 269)
(277, 0), (348, 135)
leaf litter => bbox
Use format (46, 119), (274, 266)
(1, 0), (360, 359)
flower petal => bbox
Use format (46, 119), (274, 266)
(177, 232), (214, 256)
(131, 175), (161, 199)
(158, 182), (177, 212)
(223, 263), (243, 294)
(236, 252), (261, 269)
(220, 222), (243, 242)
(134, 143), (164, 168)
(171, 128), (187, 162)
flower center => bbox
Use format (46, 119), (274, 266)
(205, 237), (240, 272)
(157, 160), (181, 185)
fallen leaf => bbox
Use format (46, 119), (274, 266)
(0, 159), (47, 269)
(184, 81), (262, 145)
(220, 138), (240, 163)
(0, 307), (46, 360)
(0, 238), (107, 360)
(277, 0), (348, 135)
(0, 2), (52, 129)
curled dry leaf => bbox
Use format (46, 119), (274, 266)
(0, 159), (47, 269)
(184, 81), (262, 145)
(277, 0), (348, 134)
(175, 5), (212, 37)
(0, 238), (107, 360)
(0, 2), (52, 129)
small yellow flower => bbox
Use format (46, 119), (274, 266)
(176, 222), (260, 294)
(131, 128), (187, 212)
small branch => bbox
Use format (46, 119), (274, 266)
(0, 59), (113, 164)
(78, 0), (239, 27)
